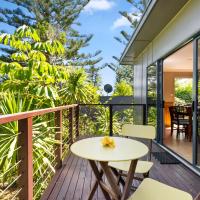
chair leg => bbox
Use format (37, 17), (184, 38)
(185, 125), (188, 140)
(177, 124), (180, 138)
(171, 123), (173, 136)
(143, 172), (149, 178)
(111, 168), (125, 187)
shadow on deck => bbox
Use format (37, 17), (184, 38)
(41, 142), (200, 200)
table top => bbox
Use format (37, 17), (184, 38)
(70, 137), (149, 162)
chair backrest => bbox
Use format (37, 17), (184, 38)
(121, 124), (156, 140)
(169, 106), (178, 121)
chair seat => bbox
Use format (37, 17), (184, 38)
(128, 178), (193, 200)
(109, 160), (153, 174)
(179, 119), (190, 125)
(172, 119), (190, 125)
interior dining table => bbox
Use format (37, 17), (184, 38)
(70, 136), (149, 200)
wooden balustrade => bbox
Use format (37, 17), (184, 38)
(0, 103), (147, 200)
(18, 117), (33, 200)
(55, 110), (63, 170)
(0, 104), (79, 200)
(68, 107), (73, 146)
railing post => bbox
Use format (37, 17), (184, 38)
(143, 104), (147, 125)
(55, 110), (62, 169)
(109, 104), (113, 136)
(18, 117), (33, 200)
(68, 107), (73, 145)
(75, 105), (79, 138)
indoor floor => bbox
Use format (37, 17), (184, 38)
(164, 127), (192, 163)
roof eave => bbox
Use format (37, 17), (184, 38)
(120, 0), (190, 65)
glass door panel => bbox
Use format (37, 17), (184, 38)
(197, 39), (200, 166)
(147, 64), (157, 127)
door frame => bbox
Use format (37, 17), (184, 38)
(156, 59), (164, 144)
(192, 37), (200, 166)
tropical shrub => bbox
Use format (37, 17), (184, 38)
(175, 79), (192, 105)
(0, 92), (59, 199)
(0, 25), (99, 106)
(113, 81), (133, 96)
(0, 25), (99, 199)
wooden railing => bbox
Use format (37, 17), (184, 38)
(0, 103), (149, 200)
(0, 104), (79, 200)
(79, 104), (147, 136)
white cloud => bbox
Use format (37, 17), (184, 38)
(111, 16), (130, 30)
(111, 11), (142, 30)
(84, 0), (115, 14)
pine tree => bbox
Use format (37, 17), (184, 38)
(0, 0), (103, 72)
(108, 0), (147, 85)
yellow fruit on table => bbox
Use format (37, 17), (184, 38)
(101, 136), (115, 148)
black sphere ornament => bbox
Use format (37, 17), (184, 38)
(104, 84), (113, 94)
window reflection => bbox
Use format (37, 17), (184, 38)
(197, 40), (200, 166)
(147, 65), (157, 127)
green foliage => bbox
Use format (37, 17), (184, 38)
(147, 65), (157, 127)
(0, 93), (60, 199)
(114, 0), (146, 46)
(175, 80), (192, 104)
(113, 81), (133, 96)
(147, 65), (157, 99)
(108, 63), (134, 84)
(59, 68), (99, 104)
(0, 25), (99, 106)
(108, 0), (147, 90)
(94, 107), (121, 135)
(0, 25), (100, 199)
(148, 107), (157, 126)
(0, 0), (104, 84)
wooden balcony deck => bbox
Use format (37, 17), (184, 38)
(42, 142), (200, 200)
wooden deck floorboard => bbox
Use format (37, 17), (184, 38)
(42, 142), (200, 200)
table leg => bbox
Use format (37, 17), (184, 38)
(89, 160), (111, 200)
(88, 168), (103, 200)
(100, 162), (122, 200)
(121, 159), (138, 200)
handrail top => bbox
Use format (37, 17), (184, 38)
(79, 103), (146, 106)
(0, 104), (78, 125)
(0, 103), (148, 125)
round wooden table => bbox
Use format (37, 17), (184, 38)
(71, 137), (148, 200)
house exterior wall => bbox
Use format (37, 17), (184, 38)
(133, 0), (200, 123)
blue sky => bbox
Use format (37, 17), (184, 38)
(0, 0), (135, 89)
(77, 0), (134, 88)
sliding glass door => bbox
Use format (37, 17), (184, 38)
(193, 38), (200, 167)
(162, 42), (193, 162)
(156, 37), (200, 168)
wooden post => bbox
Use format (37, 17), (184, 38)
(55, 110), (62, 169)
(18, 117), (33, 200)
(75, 105), (79, 138)
(68, 107), (73, 145)
(109, 105), (113, 136)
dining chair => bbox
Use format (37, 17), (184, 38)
(108, 124), (156, 185)
(169, 106), (180, 136)
(169, 106), (191, 138)
(128, 178), (193, 200)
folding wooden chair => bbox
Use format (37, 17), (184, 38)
(109, 124), (156, 184)
(128, 178), (193, 200)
